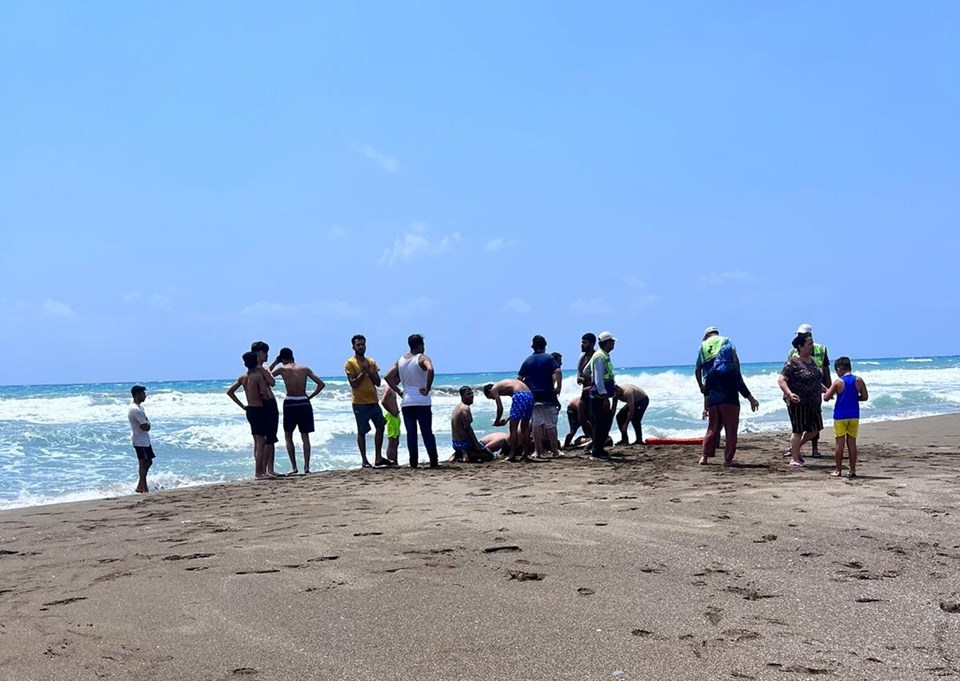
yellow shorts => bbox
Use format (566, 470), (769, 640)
(834, 419), (859, 438)
(385, 412), (401, 439)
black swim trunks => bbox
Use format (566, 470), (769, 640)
(133, 445), (155, 461)
(246, 400), (280, 444)
(283, 397), (315, 434)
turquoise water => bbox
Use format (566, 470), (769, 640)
(1, 356), (958, 509)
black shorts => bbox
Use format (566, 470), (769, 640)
(788, 402), (823, 434)
(566, 404), (580, 431)
(134, 445), (155, 461)
(247, 400), (281, 444)
(283, 398), (315, 434)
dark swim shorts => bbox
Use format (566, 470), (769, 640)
(283, 397), (315, 434)
(246, 401), (280, 444)
(133, 445), (155, 461)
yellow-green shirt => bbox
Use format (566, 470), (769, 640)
(344, 356), (379, 405)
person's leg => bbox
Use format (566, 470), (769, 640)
(832, 435), (845, 476)
(402, 407), (419, 468)
(811, 432), (821, 457)
(578, 394), (592, 438)
(508, 419), (521, 461)
(721, 404), (740, 463)
(591, 396), (611, 457)
(616, 406), (629, 445)
(387, 435), (399, 463)
(520, 419), (532, 459)
(302, 433), (311, 473)
(789, 432), (804, 464)
(137, 458), (150, 492)
(633, 398), (649, 445)
(701, 406), (722, 464)
(284, 432), (298, 473)
(847, 435), (858, 477)
(253, 435), (267, 478)
(415, 407), (439, 467)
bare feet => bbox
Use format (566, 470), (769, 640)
(288, 469), (299, 476)
(830, 470), (843, 477)
(698, 456), (708, 465)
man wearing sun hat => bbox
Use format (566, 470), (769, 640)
(786, 323), (831, 457)
(587, 331), (618, 461)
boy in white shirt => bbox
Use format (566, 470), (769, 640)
(127, 385), (154, 493)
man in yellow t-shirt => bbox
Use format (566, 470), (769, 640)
(344, 334), (388, 468)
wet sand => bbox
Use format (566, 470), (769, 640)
(2, 414), (959, 680)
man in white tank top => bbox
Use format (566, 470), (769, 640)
(385, 334), (440, 468)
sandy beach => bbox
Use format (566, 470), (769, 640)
(1, 414), (959, 680)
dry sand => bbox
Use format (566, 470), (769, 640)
(2, 414), (959, 680)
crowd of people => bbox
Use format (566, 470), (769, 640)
(125, 324), (870, 491)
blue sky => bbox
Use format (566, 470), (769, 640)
(1, 1), (957, 385)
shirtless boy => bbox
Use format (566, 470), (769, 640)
(380, 384), (401, 465)
(227, 351), (275, 479)
(483, 378), (534, 461)
(450, 386), (494, 463)
(270, 347), (326, 475)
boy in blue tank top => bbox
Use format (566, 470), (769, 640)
(823, 357), (869, 478)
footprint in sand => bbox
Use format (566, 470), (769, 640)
(577, 587), (596, 596)
(307, 555), (339, 562)
(704, 606), (723, 625)
(508, 570), (543, 582)
(483, 545), (521, 554)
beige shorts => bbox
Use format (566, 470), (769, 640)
(532, 403), (559, 429)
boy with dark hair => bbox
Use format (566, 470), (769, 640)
(227, 351), (275, 479)
(483, 379), (534, 461)
(128, 385), (154, 493)
(269, 347), (326, 475)
(823, 356), (869, 478)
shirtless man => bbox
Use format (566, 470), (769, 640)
(483, 378), (534, 461)
(270, 347), (326, 475)
(380, 384), (401, 465)
(562, 396), (593, 449)
(449, 386), (494, 463)
(612, 384), (650, 445)
(480, 432), (511, 458)
(227, 351), (275, 479)
(250, 341), (279, 475)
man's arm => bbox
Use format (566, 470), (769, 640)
(553, 367), (562, 394)
(821, 348), (832, 387)
(226, 376), (247, 411)
(384, 363), (403, 398)
(420, 355), (434, 395)
(307, 369), (326, 400)
(492, 391), (505, 426)
(258, 366), (276, 387)
(856, 377), (869, 401)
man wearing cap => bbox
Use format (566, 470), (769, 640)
(127, 385), (155, 493)
(588, 331), (618, 460)
(697, 328), (729, 407)
(787, 323), (831, 457)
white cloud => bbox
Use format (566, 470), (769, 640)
(485, 238), (504, 252)
(503, 298), (531, 314)
(40, 299), (77, 319)
(631, 293), (660, 308)
(389, 297), (435, 316)
(699, 271), (753, 287)
(354, 143), (399, 173)
(379, 226), (461, 266)
(569, 297), (612, 316)
(241, 300), (363, 319)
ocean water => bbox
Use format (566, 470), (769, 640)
(1, 356), (958, 510)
